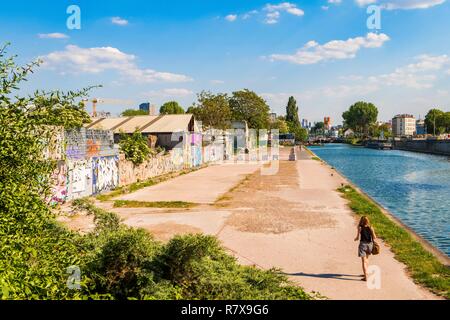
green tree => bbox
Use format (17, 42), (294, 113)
(285, 96), (300, 128)
(0, 43), (92, 299)
(342, 101), (378, 137)
(119, 130), (151, 165)
(121, 109), (149, 116)
(189, 91), (232, 130)
(229, 89), (270, 130)
(159, 101), (185, 115)
(313, 122), (324, 132)
(425, 108), (447, 135)
(371, 123), (392, 139)
(270, 117), (289, 134)
(289, 125), (308, 142)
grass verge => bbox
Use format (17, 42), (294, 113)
(338, 185), (449, 299)
(113, 200), (198, 209)
(96, 165), (206, 202)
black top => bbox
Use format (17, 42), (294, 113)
(360, 226), (373, 243)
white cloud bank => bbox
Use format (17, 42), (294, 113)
(269, 33), (390, 65)
(264, 2), (304, 24)
(111, 17), (129, 26)
(38, 33), (69, 39)
(225, 14), (237, 22)
(225, 2), (304, 24)
(39, 45), (192, 83)
(144, 88), (194, 98)
(355, 0), (446, 10)
(368, 54), (450, 88)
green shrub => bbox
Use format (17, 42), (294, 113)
(119, 130), (151, 165)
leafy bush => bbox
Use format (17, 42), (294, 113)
(119, 130), (151, 165)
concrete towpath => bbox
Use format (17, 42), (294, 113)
(92, 147), (438, 300)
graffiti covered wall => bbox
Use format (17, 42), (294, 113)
(66, 159), (93, 199)
(118, 152), (184, 187)
(92, 156), (119, 194)
(49, 127), (210, 203)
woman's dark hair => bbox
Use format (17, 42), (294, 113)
(359, 216), (370, 228)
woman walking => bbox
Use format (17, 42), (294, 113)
(354, 216), (377, 281)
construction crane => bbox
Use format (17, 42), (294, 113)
(82, 98), (104, 118)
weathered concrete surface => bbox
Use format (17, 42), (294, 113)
(67, 147), (439, 300)
(117, 163), (261, 204)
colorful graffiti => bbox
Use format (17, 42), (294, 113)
(67, 159), (92, 199)
(92, 156), (119, 194)
(50, 160), (68, 205)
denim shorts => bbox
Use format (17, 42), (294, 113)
(358, 241), (373, 257)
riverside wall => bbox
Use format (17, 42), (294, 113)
(393, 139), (450, 156)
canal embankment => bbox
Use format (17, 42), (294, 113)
(307, 147), (450, 299)
(393, 139), (450, 156)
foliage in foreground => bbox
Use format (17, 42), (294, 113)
(73, 198), (312, 300)
(338, 185), (450, 299)
(0, 43), (311, 300)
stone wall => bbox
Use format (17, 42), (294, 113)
(394, 140), (450, 156)
(118, 151), (185, 187)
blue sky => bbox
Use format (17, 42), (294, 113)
(1, 0), (450, 124)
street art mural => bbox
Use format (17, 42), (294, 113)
(48, 127), (216, 202)
(49, 160), (68, 205)
(67, 160), (92, 199)
(190, 133), (203, 167)
(92, 156), (119, 194)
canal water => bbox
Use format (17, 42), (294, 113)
(310, 143), (450, 257)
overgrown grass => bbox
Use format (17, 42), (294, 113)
(214, 174), (252, 207)
(113, 200), (198, 209)
(96, 166), (205, 202)
(338, 185), (450, 299)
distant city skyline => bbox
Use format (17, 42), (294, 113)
(2, 0), (450, 124)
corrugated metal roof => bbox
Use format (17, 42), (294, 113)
(84, 115), (195, 134)
(115, 116), (160, 133)
(86, 117), (132, 132)
(143, 114), (194, 133)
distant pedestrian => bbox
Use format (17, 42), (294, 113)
(354, 216), (377, 281)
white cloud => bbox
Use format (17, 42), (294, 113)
(242, 10), (259, 19)
(38, 33), (69, 39)
(328, 0), (342, 3)
(269, 33), (390, 65)
(369, 54), (450, 88)
(40, 45), (192, 83)
(355, 0), (446, 10)
(144, 88), (194, 98)
(225, 14), (237, 22)
(322, 6), (330, 10)
(264, 2), (304, 24)
(111, 17), (129, 26)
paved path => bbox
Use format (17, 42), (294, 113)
(118, 163), (261, 204)
(95, 147), (438, 300)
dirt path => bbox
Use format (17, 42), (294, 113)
(62, 147), (439, 299)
